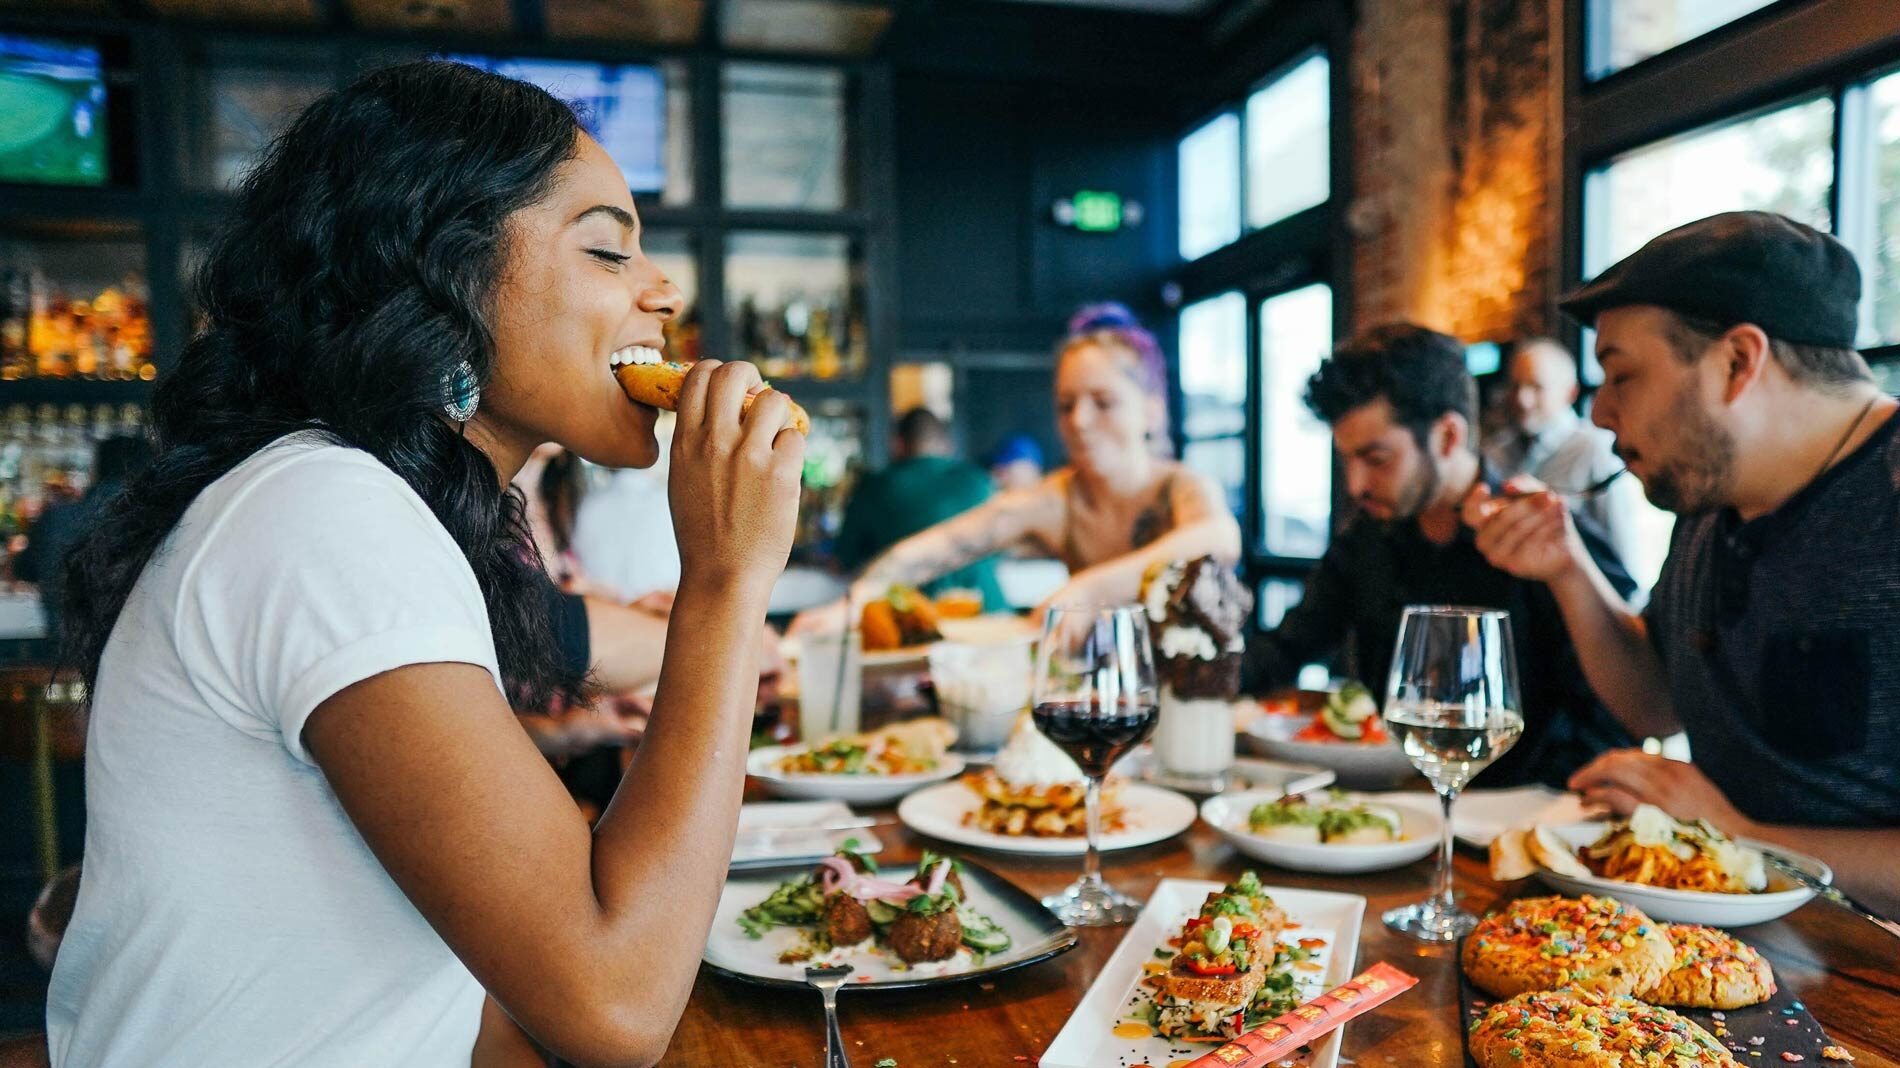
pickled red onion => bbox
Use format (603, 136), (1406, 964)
(854, 877), (922, 903)
(816, 856), (855, 895)
(813, 856), (924, 903)
(924, 859), (950, 897)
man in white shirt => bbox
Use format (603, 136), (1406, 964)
(1484, 338), (1663, 592)
(572, 413), (682, 602)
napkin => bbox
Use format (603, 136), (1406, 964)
(1451, 786), (1599, 848)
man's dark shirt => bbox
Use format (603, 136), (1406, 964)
(1645, 412), (1900, 826)
(1243, 471), (1638, 788)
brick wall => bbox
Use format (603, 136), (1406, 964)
(1348, 0), (1561, 343)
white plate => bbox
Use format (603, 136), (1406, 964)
(730, 801), (883, 871)
(1119, 746), (1337, 798)
(1450, 786), (1599, 848)
(747, 745), (966, 805)
(896, 780), (1198, 855)
(936, 614), (1040, 646)
(1530, 821), (1829, 927)
(785, 613), (1040, 670)
(704, 857), (1077, 990)
(1201, 790), (1442, 874)
(1241, 715), (1419, 788)
(1042, 879), (1364, 1068)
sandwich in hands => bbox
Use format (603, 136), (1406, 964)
(611, 349), (810, 435)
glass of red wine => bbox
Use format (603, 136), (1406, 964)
(1032, 603), (1160, 926)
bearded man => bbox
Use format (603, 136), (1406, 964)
(1466, 211), (1900, 913)
(1243, 323), (1636, 788)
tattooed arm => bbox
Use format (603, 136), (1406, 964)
(1034, 466), (1241, 616)
(787, 481), (1064, 634)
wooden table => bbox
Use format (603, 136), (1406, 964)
(666, 810), (1900, 1068)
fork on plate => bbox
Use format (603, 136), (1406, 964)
(804, 963), (854, 1068)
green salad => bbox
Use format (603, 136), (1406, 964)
(1247, 789), (1401, 844)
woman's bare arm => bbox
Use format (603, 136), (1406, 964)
(846, 481), (1062, 604)
(307, 362), (801, 1068)
(580, 595), (668, 693)
(1039, 467), (1241, 611)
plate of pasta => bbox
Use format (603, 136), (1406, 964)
(1508, 806), (1829, 926)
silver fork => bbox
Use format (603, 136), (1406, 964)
(1761, 850), (1900, 941)
(804, 963), (854, 1068)
(1500, 467), (1629, 503)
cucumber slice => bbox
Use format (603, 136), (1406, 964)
(958, 912), (1012, 953)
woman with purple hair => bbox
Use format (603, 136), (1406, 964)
(793, 303), (1240, 629)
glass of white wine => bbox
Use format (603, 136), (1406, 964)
(1381, 605), (1524, 942)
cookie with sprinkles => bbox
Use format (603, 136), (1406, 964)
(1643, 925), (1776, 1010)
(1461, 895), (1673, 1000)
(1468, 989), (1741, 1068)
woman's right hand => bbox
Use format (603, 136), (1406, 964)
(666, 359), (805, 594)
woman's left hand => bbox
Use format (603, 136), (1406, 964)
(1566, 749), (1756, 838)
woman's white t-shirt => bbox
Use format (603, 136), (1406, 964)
(46, 434), (502, 1067)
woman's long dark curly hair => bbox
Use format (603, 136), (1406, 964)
(62, 60), (588, 709)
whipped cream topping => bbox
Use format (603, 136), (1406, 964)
(1160, 624), (1218, 662)
(1142, 560), (1184, 625)
(992, 715), (1085, 787)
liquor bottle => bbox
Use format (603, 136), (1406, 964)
(62, 405), (91, 494)
(808, 305), (839, 379)
(0, 269), (29, 381)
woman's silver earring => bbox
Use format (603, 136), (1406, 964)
(443, 360), (480, 422)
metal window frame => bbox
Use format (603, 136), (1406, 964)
(0, 12), (897, 458)
(1164, 0), (1350, 590)
(1563, 0), (1900, 367)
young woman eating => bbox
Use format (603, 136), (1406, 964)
(45, 61), (802, 1067)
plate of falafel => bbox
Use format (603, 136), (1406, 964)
(705, 845), (1076, 991)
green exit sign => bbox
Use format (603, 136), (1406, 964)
(1070, 190), (1123, 232)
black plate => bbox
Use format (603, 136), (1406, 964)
(703, 855), (1078, 992)
(1457, 939), (1837, 1065)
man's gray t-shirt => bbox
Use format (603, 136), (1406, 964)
(1644, 413), (1900, 826)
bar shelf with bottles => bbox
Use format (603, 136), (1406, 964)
(0, 231), (156, 384)
(727, 231), (868, 381)
(0, 402), (146, 550)
(792, 399), (864, 564)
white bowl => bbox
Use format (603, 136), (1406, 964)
(1241, 716), (1419, 788)
(1200, 789), (1442, 874)
(1530, 821), (1828, 927)
(746, 745), (965, 805)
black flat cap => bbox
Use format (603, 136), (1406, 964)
(1559, 211), (1861, 347)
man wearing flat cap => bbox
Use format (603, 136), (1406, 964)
(1466, 210), (1900, 913)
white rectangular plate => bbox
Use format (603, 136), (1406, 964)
(730, 801), (883, 871)
(1042, 880), (1365, 1068)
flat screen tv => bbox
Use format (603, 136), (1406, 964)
(446, 55), (666, 195)
(0, 34), (108, 187)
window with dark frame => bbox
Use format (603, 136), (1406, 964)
(1172, 44), (1338, 576)
(1570, 1), (1900, 386)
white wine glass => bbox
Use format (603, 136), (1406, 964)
(1032, 604), (1159, 926)
(1381, 605), (1524, 942)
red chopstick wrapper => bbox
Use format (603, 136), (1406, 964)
(1185, 962), (1419, 1068)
